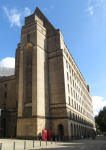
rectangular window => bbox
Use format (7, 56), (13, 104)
(67, 72), (69, 80)
(68, 84), (69, 92)
(70, 111), (71, 118)
(74, 101), (76, 109)
(73, 80), (74, 87)
(71, 88), (72, 95)
(72, 70), (73, 76)
(76, 93), (77, 99)
(66, 61), (68, 69)
(69, 66), (71, 73)
(74, 91), (75, 98)
(70, 76), (71, 83)
(4, 92), (7, 98)
(3, 102), (6, 109)
(68, 96), (70, 105)
(72, 99), (73, 107)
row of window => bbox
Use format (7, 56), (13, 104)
(66, 60), (92, 105)
(69, 111), (93, 127)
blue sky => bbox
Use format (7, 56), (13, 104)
(0, 0), (106, 116)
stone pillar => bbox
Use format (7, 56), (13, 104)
(18, 50), (24, 117)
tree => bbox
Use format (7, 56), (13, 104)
(95, 106), (106, 132)
(102, 114), (106, 125)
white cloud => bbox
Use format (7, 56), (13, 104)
(86, 0), (103, 15)
(92, 96), (106, 116)
(24, 7), (31, 16)
(41, 6), (54, 13)
(0, 57), (15, 68)
(3, 6), (31, 27)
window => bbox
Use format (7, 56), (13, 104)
(68, 96), (70, 105)
(5, 84), (7, 87)
(76, 93), (77, 99)
(71, 88), (72, 95)
(73, 113), (74, 119)
(67, 72), (69, 80)
(77, 103), (78, 110)
(69, 66), (71, 73)
(79, 105), (80, 112)
(75, 83), (76, 89)
(70, 111), (71, 118)
(74, 91), (75, 98)
(4, 92), (7, 98)
(73, 80), (74, 87)
(27, 34), (30, 42)
(70, 76), (71, 83)
(3, 102), (6, 109)
(68, 84), (69, 92)
(66, 61), (68, 69)
(74, 101), (76, 109)
(72, 99), (73, 107)
(72, 70), (73, 76)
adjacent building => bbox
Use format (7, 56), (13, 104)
(0, 7), (95, 140)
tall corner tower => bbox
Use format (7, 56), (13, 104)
(17, 7), (50, 139)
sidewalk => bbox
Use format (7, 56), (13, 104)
(0, 138), (106, 150)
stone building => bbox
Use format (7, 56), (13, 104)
(0, 7), (95, 140)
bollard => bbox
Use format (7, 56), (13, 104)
(46, 139), (47, 145)
(51, 138), (52, 144)
(55, 138), (56, 143)
(13, 142), (15, 150)
(0, 143), (2, 150)
(40, 139), (41, 146)
(33, 140), (34, 148)
(24, 141), (26, 150)
(59, 137), (60, 142)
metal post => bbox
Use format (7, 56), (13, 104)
(33, 140), (34, 148)
(40, 139), (41, 146)
(0, 143), (2, 150)
(24, 141), (26, 149)
(51, 138), (52, 144)
(46, 139), (47, 145)
(13, 142), (15, 150)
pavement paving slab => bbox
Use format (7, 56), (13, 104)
(0, 138), (106, 150)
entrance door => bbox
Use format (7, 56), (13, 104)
(2, 118), (6, 137)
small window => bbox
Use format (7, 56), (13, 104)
(67, 72), (69, 80)
(70, 111), (71, 118)
(73, 80), (74, 87)
(66, 61), (68, 69)
(73, 113), (74, 119)
(27, 34), (30, 42)
(71, 88), (72, 95)
(3, 102), (6, 109)
(72, 70), (73, 76)
(70, 76), (71, 83)
(69, 66), (71, 73)
(76, 93), (77, 99)
(4, 92), (7, 98)
(68, 84), (69, 92)
(68, 96), (70, 105)
(72, 99), (73, 107)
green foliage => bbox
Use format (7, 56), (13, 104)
(95, 106), (106, 132)
(95, 123), (100, 132)
(102, 114), (106, 125)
